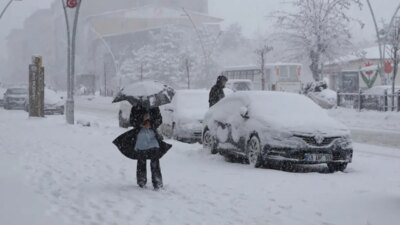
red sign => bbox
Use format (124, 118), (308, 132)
(384, 60), (393, 74)
(67, 0), (78, 8)
(365, 62), (374, 76)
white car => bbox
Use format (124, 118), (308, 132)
(202, 91), (353, 172)
(161, 90), (209, 143)
(225, 79), (253, 92)
(24, 88), (65, 115)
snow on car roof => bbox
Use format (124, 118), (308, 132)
(212, 91), (347, 134)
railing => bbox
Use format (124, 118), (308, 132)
(337, 90), (400, 112)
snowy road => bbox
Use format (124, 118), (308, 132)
(0, 99), (399, 225)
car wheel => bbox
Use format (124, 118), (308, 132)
(327, 163), (348, 173)
(246, 135), (263, 168)
(203, 128), (218, 154)
(4, 104), (9, 110)
(119, 111), (129, 128)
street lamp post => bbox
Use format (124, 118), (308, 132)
(62, 0), (83, 125)
(0, 0), (23, 21)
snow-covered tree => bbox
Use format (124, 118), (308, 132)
(271, 0), (363, 81)
(119, 25), (220, 89)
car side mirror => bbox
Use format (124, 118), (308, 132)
(240, 107), (249, 119)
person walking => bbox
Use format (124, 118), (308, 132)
(209, 75), (228, 107)
(129, 104), (165, 189)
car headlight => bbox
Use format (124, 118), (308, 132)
(336, 136), (352, 149)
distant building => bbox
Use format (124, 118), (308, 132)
(323, 46), (400, 93)
(83, 1), (222, 91)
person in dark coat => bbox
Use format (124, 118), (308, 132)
(130, 104), (164, 189)
(209, 75), (228, 107)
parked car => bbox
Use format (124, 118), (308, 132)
(0, 87), (6, 107)
(353, 85), (400, 111)
(118, 101), (132, 128)
(3, 87), (28, 110)
(202, 91), (353, 172)
(23, 88), (64, 115)
(161, 90), (209, 143)
(304, 81), (337, 109)
(225, 79), (253, 92)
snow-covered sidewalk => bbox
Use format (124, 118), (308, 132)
(0, 108), (400, 225)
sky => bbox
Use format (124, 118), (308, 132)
(0, 0), (399, 58)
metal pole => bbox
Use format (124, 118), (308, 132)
(383, 3), (400, 84)
(63, 0), (83, 124)
(0, 0), (14, 20)
(104, 61), (107, 96)
(182, 8), (209, 78)
(87, 24), (119, 76)
(366, 0), (385, 84)
(62, 0), (73, 124)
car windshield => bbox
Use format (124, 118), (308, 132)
(9, 89), (27, 95)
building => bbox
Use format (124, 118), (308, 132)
(83, 1), (221, 92)
(323, 46), (400, 93)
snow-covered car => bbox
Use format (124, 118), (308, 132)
(202, 91), (353, 172)
(0, 87), (6, 107)
(353, 85), (400, 111)
(23, 89), (65, 115)
(161, 89), (209, 143)
(3, 87), (28, 110)
(307, 89), (337, 109)
(225, 79), (253, 92)
(304, 81), (337, 109)
(118, 101), (132, 128)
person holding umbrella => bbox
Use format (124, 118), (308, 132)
(113, 81), (174, 190)
(130, 104), (164, 189)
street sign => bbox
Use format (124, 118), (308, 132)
(66, 0), (78, 8)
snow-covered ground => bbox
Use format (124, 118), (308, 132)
(0, 97), (400, 225)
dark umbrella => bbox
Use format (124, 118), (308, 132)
(112, 80), (175, 108)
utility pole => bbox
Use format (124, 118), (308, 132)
(62, 0), (83, 125)
(255, 44), (273, 90)
(104, 61), (107, 96)
(140, 63), (144, 81)
(185, 58), (191, 89)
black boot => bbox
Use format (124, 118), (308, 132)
(137, 159), (147, 188)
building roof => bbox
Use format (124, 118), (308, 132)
(331, 46), (381, 65)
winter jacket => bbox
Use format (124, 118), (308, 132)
(113, 105), (171, 160)
(209, 85), (225, 107)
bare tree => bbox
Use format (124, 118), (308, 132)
(255, 44), (273, 90)
(271, 0), (363, 81)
